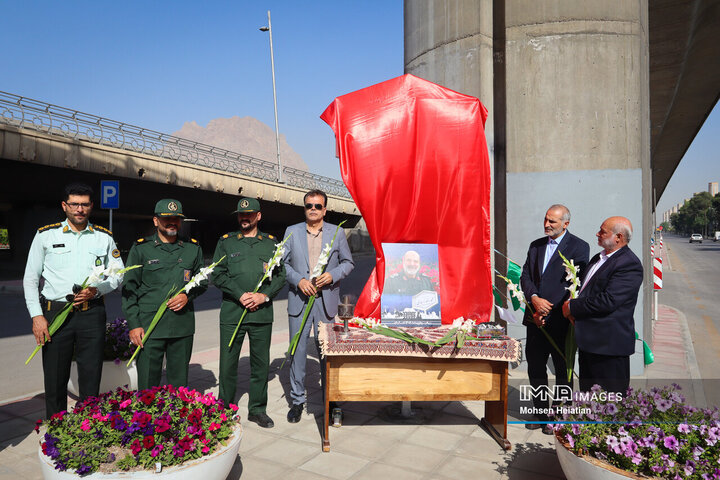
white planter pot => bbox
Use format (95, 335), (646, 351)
(555, 434), (640, 480)
(67, 360), (138, 396)
(38, 424), (242, 479)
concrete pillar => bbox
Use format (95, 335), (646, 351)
(405, 1), (651, 375)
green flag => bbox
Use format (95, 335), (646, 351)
(493, 286), (504, 306)
(507, 260), (523, 311)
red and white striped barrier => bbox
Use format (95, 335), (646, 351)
(653, 257), (663, 290)
(651, 244), (655, 257)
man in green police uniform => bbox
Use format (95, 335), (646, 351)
(212, 197), (286, 428)
(122, 199), (207, 390)
(24, 183), (124, 418)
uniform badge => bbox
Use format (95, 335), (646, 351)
(112, 249), (121, 258)
(95, 256), (103, 266)
(168, 201), (178, 211)
(263, 262), (268, 273)
(148, 259), (160, 265)
(52, 243), (65, 248)
(240, 199), (250, 208)
(184, 269), (191, 282)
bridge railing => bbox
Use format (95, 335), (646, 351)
(0, 91), (350, 198)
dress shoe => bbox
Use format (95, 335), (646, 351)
(542, 424), (554, 435)
(247, 413), (274, 428)
(525, 422), (543, 430)
(287, 403), (304, 423)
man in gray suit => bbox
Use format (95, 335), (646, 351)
(282, 189), (354, 423)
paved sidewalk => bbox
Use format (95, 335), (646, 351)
(0, 253), (702, 480)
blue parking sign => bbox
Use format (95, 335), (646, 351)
(101, 181), (119, 209)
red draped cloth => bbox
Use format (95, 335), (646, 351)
(320, 74), (492, 323)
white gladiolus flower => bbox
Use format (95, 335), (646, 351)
(311, 244), (332, 278)
(87, 265), (106, 286)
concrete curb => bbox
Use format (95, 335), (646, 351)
(663, 304), (707, 407)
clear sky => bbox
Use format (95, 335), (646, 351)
(655, 105), (720, 219)
(2, 1), (716, 213)
(2, 1), (404, 180)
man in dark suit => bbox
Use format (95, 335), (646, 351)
(563, 216), (643, 395)
(520, 204), (589, 433)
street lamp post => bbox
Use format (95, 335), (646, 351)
(260, 11), (282, 183)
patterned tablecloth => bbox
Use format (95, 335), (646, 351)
(319, 323), (521, 362)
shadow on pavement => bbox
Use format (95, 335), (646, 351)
(0, 393), (45, 453)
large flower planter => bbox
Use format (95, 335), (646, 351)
(67, 361), (138, 396)
(38, 424), (242, 479)
(554, 434), (643, 480)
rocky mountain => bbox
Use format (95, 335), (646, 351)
(172, 116), (309, 171)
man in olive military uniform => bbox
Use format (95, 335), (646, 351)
(122, 199), (207, 390)
(384, 250), (434, 295)
(212, 198), (286, 428)
(23, 183), (124, 418)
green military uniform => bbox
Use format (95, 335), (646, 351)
(121, 200), (207, 389)
(212, 203), (286, 414)
(24, 219), (123, 417)
(384, 272), (434, 296)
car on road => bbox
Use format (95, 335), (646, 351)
(714, 231), (720, 242)
(690, 233), (703, 244)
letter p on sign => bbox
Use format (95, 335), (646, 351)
(101, 180), (119, 209)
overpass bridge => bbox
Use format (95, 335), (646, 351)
(0, 92), (362, 276)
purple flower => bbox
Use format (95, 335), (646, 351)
(604, 403), (618, 415)
(656, 398), (673, 412)
(693, 446), (705, 459)
(571, 424), (581, 435)
(678, 423), (691, 434)
(664, 435), (680, 453)
(684, 461), (696, 476)
(172, 444), (184, 457)
(566, 434), (575, 448)
(606, 435), (622, 454)
(76, 465), (91, 475)
(54, 461), (67, 472)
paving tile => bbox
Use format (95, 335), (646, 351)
(237, 428), (277, 454)
(2, 430), (42, 456)
(378, 443), (448, 473)
(350, 462), (426, 480)
(506, 467), (566, 479)
(0, 418), (35, 443)
(405, 426), (464, 451)
(355, 420), (420, 440)
(272, 468), (334, 480)
(433, 455), (508, 480)
(331, 430), (399, 459)
(423, 411), (481, 436)
(442, 400), (483, 419)
(503, 443), (564, 479)
(252, 437), (320, 467)
(298, 450), (369, 480)
(234, 455), (290, 480)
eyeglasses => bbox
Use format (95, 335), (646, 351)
(65, 202), (92, 209)
(305, 203), (324, 210)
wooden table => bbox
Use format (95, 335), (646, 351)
(320, 324), (514, 452)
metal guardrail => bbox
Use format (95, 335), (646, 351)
(0, 91), (351, 198)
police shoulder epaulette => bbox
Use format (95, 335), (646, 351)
(268, 234), (276, 240)
(190, 238), (199, 244)
(135, 237), (146, 244)
(93, 225), (113, 236)
(222, 233), (230, 239)
(38, 223), (62, 233)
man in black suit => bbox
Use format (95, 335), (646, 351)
(562, 216), (643, 395)
(520, 205), (589, 433)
